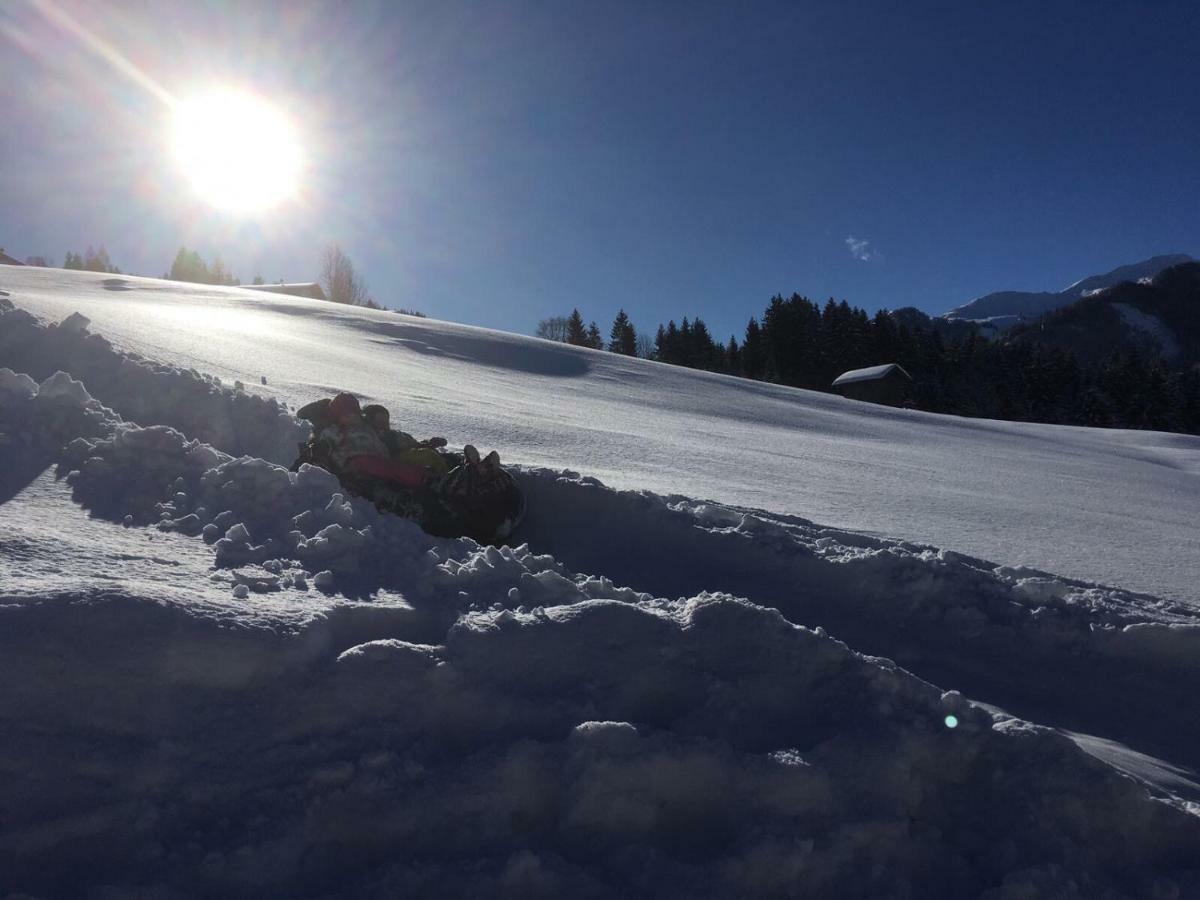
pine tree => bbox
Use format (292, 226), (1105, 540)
(586, 321), (604, 349)
(742, 317), (764, 380)
(871, 309), (897, 364)
(691, 318), (716, 370)
(82, 245), (118, 273)
(679, 318), (693, 367)
(169, 247), (210, 283)
(658, 321), (680, 364)
(609, 309), (637, 355)
(762, 294), (821, 386)
(566, 309), (587, 346)
(622, 320), (637, 356)
(654, 324), (667, 361)
(1144, 359), (1172, 429)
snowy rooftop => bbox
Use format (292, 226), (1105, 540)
(2, 267), (1199, 897)
(831, 362), (911, 386)
(241, 281), (326, 300)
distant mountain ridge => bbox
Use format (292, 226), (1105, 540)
(1007, 260), (1200, 368)
(944, 254), (1194, 327)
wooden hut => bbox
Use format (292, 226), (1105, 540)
(0, 249), (24, 266)
(831, 363), (912, 406)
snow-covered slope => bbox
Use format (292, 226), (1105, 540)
(4, 266), (1197, 604)
(944, 253), (1194, 327)
(1003, 262), (1200, 369)
(1112, 302), (1182, 360)
(2, 268), (1200, 898)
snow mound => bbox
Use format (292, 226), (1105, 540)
(0, 367), (38, 399)
(516, 469), (1200, 770)
(0, 364), (120, 459)
(2, 592), (1198, 898)
(38, 369), (93, 404)
(60, 421), (231, 526)
(59, 310), (91, 334)
(0, 302), (308, 462)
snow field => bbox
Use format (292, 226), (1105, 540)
(2, 298), (1200, 897)
(3, 589), (1199, 898)
(7, 267), (1199, 605)
(12, 336), (1198, 769)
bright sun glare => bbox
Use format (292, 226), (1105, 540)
(171, 88), (303, 213)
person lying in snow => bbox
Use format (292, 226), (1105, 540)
(292, 393), (523, 543)
(361, 403), (453, 473)
(308, 392), (432, 488)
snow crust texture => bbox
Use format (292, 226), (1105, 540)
(2, 299), (1200, 898)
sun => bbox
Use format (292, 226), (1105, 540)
(171, 88), (303, 213)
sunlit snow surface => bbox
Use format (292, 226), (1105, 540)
(2, 268), (1200, 899)
(6, 267), (1198, 602)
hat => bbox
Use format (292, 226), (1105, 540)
(329, 392), (361, 420)
(362, 403), (389, 421)
(296, 397), (332, 425)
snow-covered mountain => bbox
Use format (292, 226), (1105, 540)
(2, 267), (1200, 898)
(1007, 260), (1200, 367)
(944, 253), (1194, 329)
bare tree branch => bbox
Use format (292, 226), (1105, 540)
(320, 244), (371, 305)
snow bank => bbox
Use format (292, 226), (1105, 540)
(1, 591), (1197, 899)
(8, 350), (1200, 742)
(0, 302), (307, 462)
(9, 354), (1200, 773)
(0, 364), (120, 459)
(516, 470), (1200, 771)
(0, 367), (38, 399)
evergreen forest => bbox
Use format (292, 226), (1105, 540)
(542, 283), (1200, 436)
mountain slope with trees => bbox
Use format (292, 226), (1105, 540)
(1008, 261), (1200, 368)
(534, 262), (1200, 435)
(944, 253), (1193, 327)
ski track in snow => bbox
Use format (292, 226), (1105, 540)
(3, 279), (1200, 897)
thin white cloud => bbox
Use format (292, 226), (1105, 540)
(845, 235), (878, 262)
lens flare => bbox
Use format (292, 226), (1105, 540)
(944, 715), (959, 729)
(171, 88), (303, 213)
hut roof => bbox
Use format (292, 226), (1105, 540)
(0, 250), (24, 266)
(831, 363), (912, 387)
(242, 282), (327, 301)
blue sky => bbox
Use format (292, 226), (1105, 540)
(2, 0), (1198, 342)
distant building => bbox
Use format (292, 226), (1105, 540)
(832, 363), (912, 406)
(0, 248), (24, 266)
(242, 282), (327, 301)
